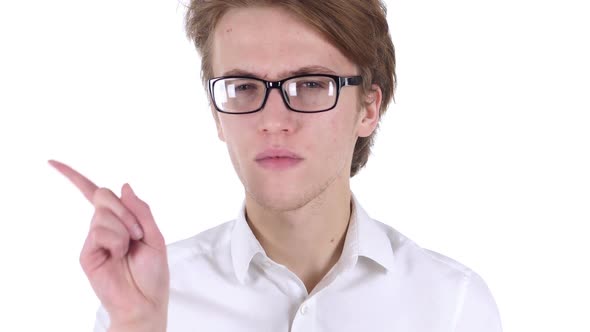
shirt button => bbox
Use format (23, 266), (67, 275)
(300, 304), (308, 315)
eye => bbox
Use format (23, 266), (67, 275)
(235, 83), (258, 91)
(299, 81), (325, 89)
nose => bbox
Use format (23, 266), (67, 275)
(257, 88), (297, 134)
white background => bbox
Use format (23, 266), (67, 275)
(1, 0), (588, 331)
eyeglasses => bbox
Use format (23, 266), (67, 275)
(208, 74), (362, 114)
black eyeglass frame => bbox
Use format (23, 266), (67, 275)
(208, 74), (363, 114)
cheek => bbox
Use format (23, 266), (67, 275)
(329, 119), (341, 146)
(327, 109), (358, 145)
(302, 114), (341, 150)
(217, 119), (250, 161)
(219, 116), (253, 141)
(314, 114), (354, 158)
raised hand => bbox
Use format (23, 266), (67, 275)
(48, 160), (169, 332)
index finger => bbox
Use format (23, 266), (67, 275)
(48, 159), (99, 203)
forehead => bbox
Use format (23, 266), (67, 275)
(210, 6), (357, 79)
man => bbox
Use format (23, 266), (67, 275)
(49, 0), (502, 331)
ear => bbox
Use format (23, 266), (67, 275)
(212, 106), (226, 142)
(357, 84), (382, 138)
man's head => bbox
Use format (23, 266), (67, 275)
(185, 0), (396, 211)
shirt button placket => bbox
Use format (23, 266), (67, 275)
(300, 303), (308, 315)
(291, 299), (315, 332)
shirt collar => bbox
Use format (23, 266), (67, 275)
(344, 193), (395, 272)
(230, 193), (395, 284)
(230, 204), (266, 284)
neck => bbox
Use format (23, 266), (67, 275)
(244, 181), (352, 293)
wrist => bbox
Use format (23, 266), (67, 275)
(108, 317), (166, 332)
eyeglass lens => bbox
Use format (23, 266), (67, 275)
(212, 76), (337, 113)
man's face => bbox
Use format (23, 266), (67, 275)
(210, 6), (379, 212)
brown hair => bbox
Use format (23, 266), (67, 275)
(185, 0), (396, 177)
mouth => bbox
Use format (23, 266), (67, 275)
(255, 149), (304, 170)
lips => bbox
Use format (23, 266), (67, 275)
(255, 149), (303, 160)
(255, 149), (303, 170)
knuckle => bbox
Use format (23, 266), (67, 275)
(143, 201), (153, 214)
(78, 251), (86, 268)
(92, 187), (114, 206)
(92, 207), (108, 219)
(79, 250), (93, 273)
(114, 238), (129, 256)
(91, 207), (113, 226)
(87, 225), (129, 251)
(87, 226), (105, 245)
(136, 197), (150, 209)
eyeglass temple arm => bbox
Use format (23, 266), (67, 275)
(340, 76), (362, 87)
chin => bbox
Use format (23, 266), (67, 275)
(239, 157), (348, 212)
(244, 173), (337, 213)
(246, 186), (310, 212)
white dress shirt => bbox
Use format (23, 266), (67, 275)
(94, 195), (502, 332)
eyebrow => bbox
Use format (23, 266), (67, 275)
(221, 65), (338, 79)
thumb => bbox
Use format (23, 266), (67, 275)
(120, 183), (165, 248)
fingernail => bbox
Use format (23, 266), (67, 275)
(131, 223), (144, 240)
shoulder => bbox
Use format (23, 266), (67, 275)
(372, 218), (474, 282)
(421, 247), (474, 278)
(373, 220), (502, 332)
(372, 219), (502, 330)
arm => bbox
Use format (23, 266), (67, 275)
(453, 272), (502, 332)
